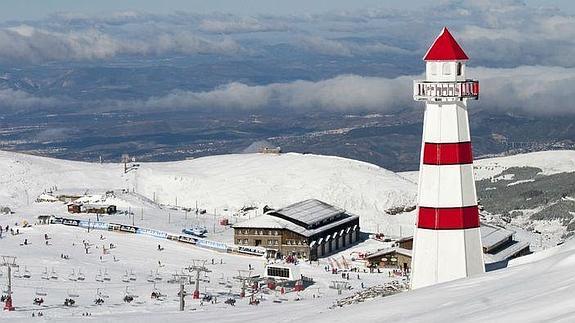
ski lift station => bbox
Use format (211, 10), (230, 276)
(264, 264), (301, 281)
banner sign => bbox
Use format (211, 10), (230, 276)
(137, 227), (168, 239)
(196, 238), (228, 251)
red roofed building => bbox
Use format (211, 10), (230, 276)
(423, 27), (468, 61)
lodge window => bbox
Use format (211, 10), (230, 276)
(274, 240), (278, 245)
(457, 62), (462, 76)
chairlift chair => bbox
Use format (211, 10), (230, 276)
(41, 267), (50, 280)
(12, 267), (22, 279)
(95, 270), (104, 282)
(67, 289), (80, 298)
(122, 271), (130, 283)
(96, 288), (109, 299)
(103, 269), (111, 281)
(50, 268), (58, 280)
(68, 269), (77, 281)
(147, 271), (155, 283)
(77, 269), (86, 281)
(23, 266), (31, 279)
(35, 287), (47, 296)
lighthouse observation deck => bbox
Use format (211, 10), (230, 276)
(413, 79), (479, 102)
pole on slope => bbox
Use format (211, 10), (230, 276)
(213, 209), (216, 234)
(179, 282), (185, 311)
(1, 256), (17, 311)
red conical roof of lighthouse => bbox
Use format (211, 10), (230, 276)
(423, 27), (468, 61)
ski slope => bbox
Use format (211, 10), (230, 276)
(1, 150), (575, 322)
(0, 151), (417, 234)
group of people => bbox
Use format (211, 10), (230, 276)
(1, 224), (21, 238)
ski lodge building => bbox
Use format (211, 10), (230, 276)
(366, 223), (530, 270)
(232, 199), (360, 260)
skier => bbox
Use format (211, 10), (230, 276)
(24, 239), (28, 245)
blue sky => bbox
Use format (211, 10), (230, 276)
(2, 0), (575, 21)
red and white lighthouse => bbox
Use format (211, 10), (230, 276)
(411, 28), (484, 289)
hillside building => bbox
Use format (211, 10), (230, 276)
(233, 199), (360, 260)
(366, 223), (530, 270)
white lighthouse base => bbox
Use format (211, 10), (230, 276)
(411, 227), (484, 289)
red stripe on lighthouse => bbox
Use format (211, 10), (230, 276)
(423, 142), (473, 165)
(417, 206), (479, 230)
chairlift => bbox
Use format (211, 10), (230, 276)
(96, 288), (109, 299)
(129, 269), (137, 281)
(12, 267), (22, 279)
(64, 298), (76, 307)
(95, 269), (104, 282)
(103, 269), (111, 281)
(41, 267), (50, 280)
(50, 268), (58, 280)
(35, 287), (48, 296)
(77, 269), (85, 281)
(68, 269), (77, 281)
(123, 286), (138, 303)
(150, 283), (166, 300)
(23, 266), (31, 279)
(122, 270), (130, 283)
(147, 271), (155, 283)
(68, 289), (80, 298)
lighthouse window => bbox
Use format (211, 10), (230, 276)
(442, 63), (452, 75)
(430, 63), (438, 75)
(457, 62), (462, 76)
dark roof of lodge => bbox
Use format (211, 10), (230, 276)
(268, 199), (346, 229)
(233, 199), (359, 238)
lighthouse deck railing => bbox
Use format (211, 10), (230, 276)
(413, 80), (479, 101)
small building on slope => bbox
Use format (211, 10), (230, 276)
(366, 223), (530, 270)
(233, 199), (360, 260)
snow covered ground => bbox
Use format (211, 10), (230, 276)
(1, 150), (575, 322)
(0, 151), (417, 235)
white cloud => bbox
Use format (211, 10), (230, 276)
(0, 25), (242, 62)
(133, 66), (575, 115)
(297, 36), (412, 57)
(139, 74), (413, 112)
(0, 88), (62, 110)
(199, 17), (288, 34)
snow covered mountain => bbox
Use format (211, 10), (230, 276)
(0, 151), (417, 233)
